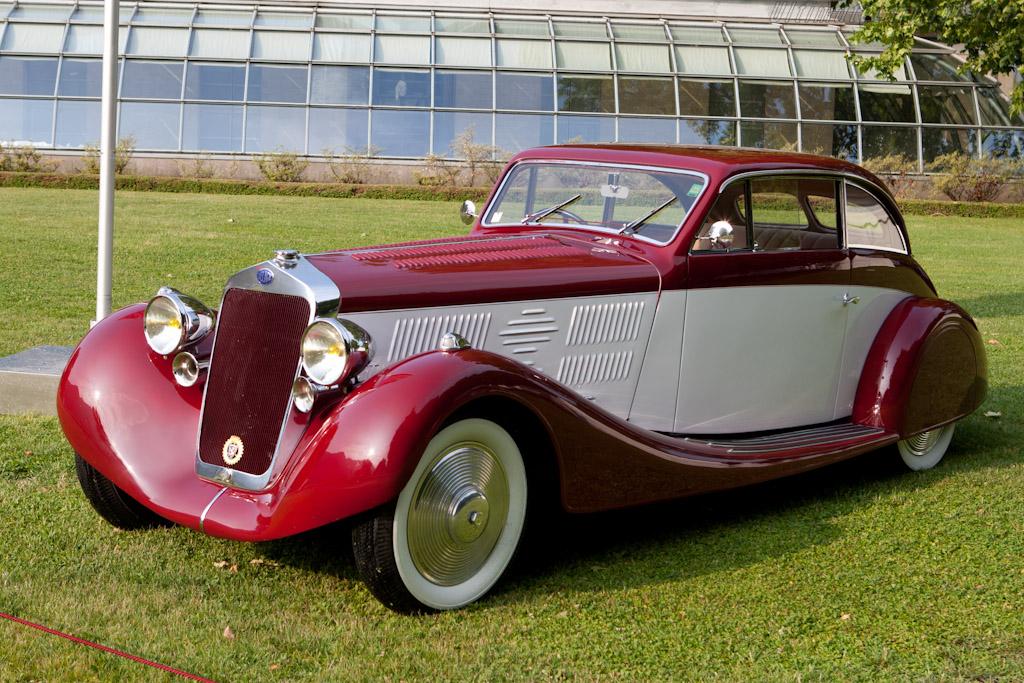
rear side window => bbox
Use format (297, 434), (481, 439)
(845, 184), (907, 253)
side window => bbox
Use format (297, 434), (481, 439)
(749, 177), (839, 251)
(692, 181), (750, 251)
(845, 184), (907, 253)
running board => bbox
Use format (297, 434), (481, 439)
(664, 422), (896, 460)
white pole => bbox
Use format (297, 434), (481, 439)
(94, 0), (118, 325)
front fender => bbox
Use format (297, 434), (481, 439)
(851, 297), (987, 437)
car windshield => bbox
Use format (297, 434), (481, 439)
(483, 162), (707, 244)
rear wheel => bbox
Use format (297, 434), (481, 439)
(74, 454), (169, 529)
(897, 423), (956, 471)
(351, 418), (527, 613)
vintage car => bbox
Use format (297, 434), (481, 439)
(58, 145), (986, 613)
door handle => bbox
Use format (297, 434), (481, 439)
(842, 292), (860, 306)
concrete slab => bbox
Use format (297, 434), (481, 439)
(0, 346), (74, 417)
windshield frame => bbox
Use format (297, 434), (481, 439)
(481, 159), (711, 246)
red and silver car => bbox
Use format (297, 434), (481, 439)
(59, 145), (987, 612)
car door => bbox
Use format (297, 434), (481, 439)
(675, 175), (852, 434)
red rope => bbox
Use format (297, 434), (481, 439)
(0, 611), (220, 683)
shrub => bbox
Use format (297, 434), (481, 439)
(177, 153), (215, 179)
(252, 146), (309, 182)
(928, 153), (1021, 203)
(861, 154), (918, 199)
(323, 145), (384, 184)
(415, 153), (460, 187)
(81, 134), (137, 174)
(0, 143), (58, 172)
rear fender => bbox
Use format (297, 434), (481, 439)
(851, 297), (987, 437)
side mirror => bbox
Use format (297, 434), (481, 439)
(459, 200), (478, 226)
(708, 220), (734, 249)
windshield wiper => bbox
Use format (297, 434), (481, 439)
(520, 194), (582, 225)
(619, 196), (678, 236)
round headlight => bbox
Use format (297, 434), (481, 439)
(301, 320), (349, 386)
(292, 377), (316, 413)
(145, 294), (185, 355)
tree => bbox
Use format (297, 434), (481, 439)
(843, 0), (1024, 114)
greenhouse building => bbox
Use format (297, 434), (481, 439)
(1, 0), (1022, 173)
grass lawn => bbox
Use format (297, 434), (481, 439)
(1, 187), (1022, 682)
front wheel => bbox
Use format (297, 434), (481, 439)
(351, 418), (528, 613)
(897, 423), (956, 471)
(74, 454), (170, 529)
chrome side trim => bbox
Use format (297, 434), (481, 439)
(199, 486), (228, 535)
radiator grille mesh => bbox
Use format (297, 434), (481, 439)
(198, 289), (311, 476)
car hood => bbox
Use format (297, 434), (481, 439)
(305, 233), (661, 313)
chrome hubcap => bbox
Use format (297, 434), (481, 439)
(407, 442), (509, 586)
(903, 428), (940, 457)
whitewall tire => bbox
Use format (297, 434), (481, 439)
(897, 423), (956, 471)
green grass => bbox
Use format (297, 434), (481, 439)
(1, 187), (1023, 682)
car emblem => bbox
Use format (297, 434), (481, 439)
(222, 435), (244, 465)
(256, 268), (274, 285)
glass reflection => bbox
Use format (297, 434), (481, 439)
(183, 103), (243, 151)
(372, 68), (430, 107)
(618, 76), (675, 115)
(185, 63), (245, 101)
(495, 73), (553, 111)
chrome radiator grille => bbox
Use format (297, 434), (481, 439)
(198, 288), (311, 476)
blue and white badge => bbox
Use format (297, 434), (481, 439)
(256, 268), (275, 285)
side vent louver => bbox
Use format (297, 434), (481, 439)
(566, 301), (645, 346)
(388, 313), (491, 362)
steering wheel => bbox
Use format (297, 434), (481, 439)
(549, 208), (587, 224)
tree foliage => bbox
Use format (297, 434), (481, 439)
(844, 0), (1024, 114)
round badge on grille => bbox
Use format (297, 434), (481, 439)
(256, 268), (274, 285)
(222, 435), (244, 465)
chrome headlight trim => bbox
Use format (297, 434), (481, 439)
(300, 318), (373, 387)
(172, 351), (208, 388)
(144, 287), (215, 355)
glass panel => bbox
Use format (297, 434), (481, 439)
(618, 117), (676, 142)
(615, 43), (671, 73)
(10, 3), (70, 20)
(316, 13), (372, 30)
(552, 21), (607, 38)
(611, 23), (666, 41)
(801, 122), (858, 160)
(733, 47), (791, 77)
(748, 178), (839, 250)
(375, 15), (430, 32)
(679, 119), (737, 145)
(981, 129), (1023, 159)
(0, 56), (57, 95)
(555, 41), (611, 70)
(910, 53), (973, 82)
(978, 88), (1024, 126)
(738, 80), (796, 118)
(853, 55), (909, 81)
(1, 23), (65, 52)
(799, 83), (856, 120)
(918, 85), (976, 125)
(862, 125), (918, 161)
(64, 25), (103, 54)
(55, 99), (101, 147)
(0, 2), (12, 17)
(434, 70), (491, 109)
(669, 25), (724, 42)
(729, 28), (782, 44)
(374, 34), (430, 65)
(190, 29), (250, 59)
(845, 184), (905, 252)
(255, 12), (311, 28)
(858, 83), (915, 122)
(495, 39), (551, 68)
(494, 20), (548, 37)
(740, 120), (798, 149)
(435, 17), (489, 34)
(310, 65), (369, 105)
(308, 107), (369, 153)
(922, 127), (977, 162)
(558, 74), (614, 113)
(371, 67), (429, 106)
(120, 101), (179, 150)
(674, 45), (731, 75)
(435, 37), (491, 67)
(195, 10), (252, 26)
(370, 109), (429, 156)
(495, 72), (553, 111)
(182, 103), (243, 151)
(495, 113), (553, 152)
(678, 79), (735, 117)
(185, 63), (245, 101)
(619, 76), (675, 115)
(785, 29), (843, 46)
(792, 50), (852, 79)
(557, 115), (615, 143)
(248, 65), (307, 103)
(0, 98), (52, 144)
(121, 61), (183, 99)
(134, 8), (192, 24)
(70, 6), (105, 22)
(313, 33), (370, 62)
(245, 105), (306, 152)
(252, 31), (310, 61)
(126, 27), (188, 57)
(58, 58), (102, 96)
(433, 111), (491, 155)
